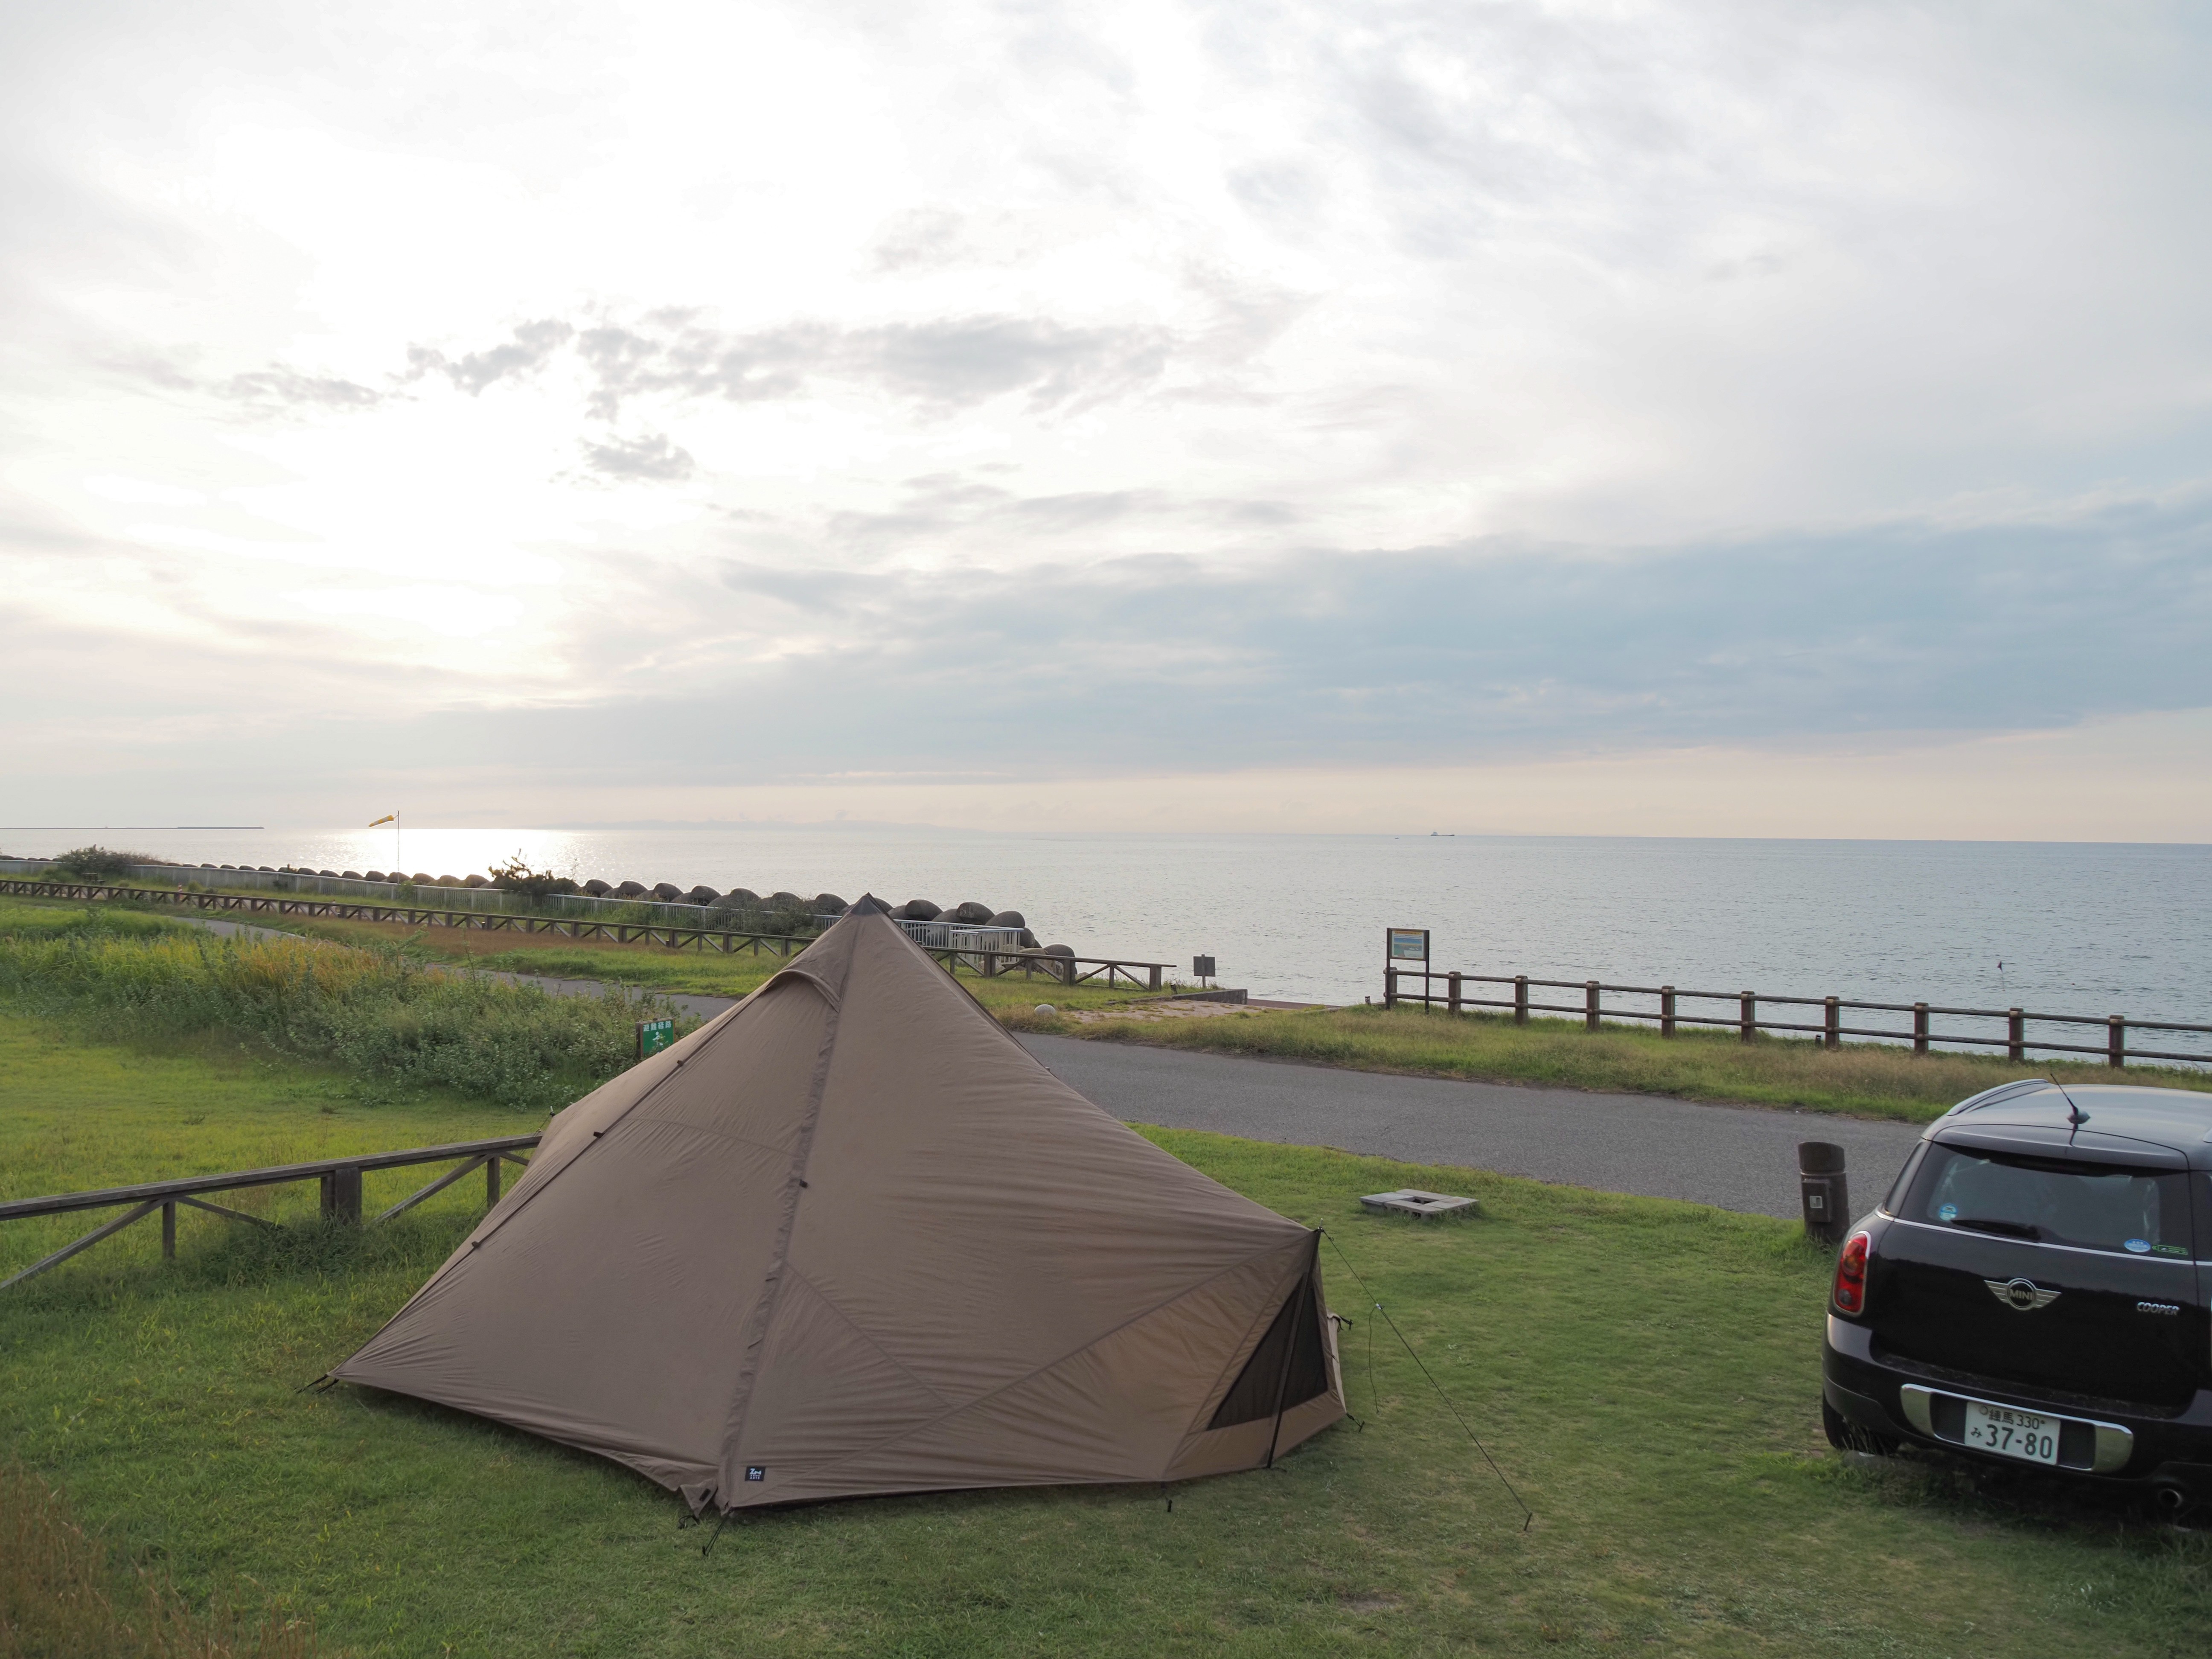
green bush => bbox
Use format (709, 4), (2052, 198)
(0, 929), (684, 1111)
(45, 846), (155, 883)
(705, 897), (817, 937)
(487, 851), (579, 904)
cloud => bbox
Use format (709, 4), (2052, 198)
(456, 490), (2212, 783)
(865, 207), (970, 274)
(577, 430), (695, 482)
(407, 318), (575, 396)
(571, 312), (1178, 418)
(6, 0), (2212, 834)
(220, 365), (384, 410)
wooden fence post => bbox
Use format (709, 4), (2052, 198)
(1514, 976), (1528, 1025)
(323, 1164), (363, 1225)
(1739, 992), (1756, 1044)
(2008, 1008), (2024, 1063)
(161, 1201), (176, 1259)
(1447, 971), (1462, 1015)
(1384, 967), (1398, 1010)
(1584, 981), (1600, 1033)
(2109, 1015), (2126, 1068)
(1913, 1004), (1930, 1056)
(1824, 997), (1840, 1050)
(1149, 964), (1161, 992)
(1660, 986), (1675, 1038)
(486, 1155), (502, 1207)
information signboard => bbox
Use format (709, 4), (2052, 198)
(637, 1017), (675, 1060)
(1386, 928), (1430, 963)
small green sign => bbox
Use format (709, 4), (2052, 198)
(637, 1017), (675, 1060)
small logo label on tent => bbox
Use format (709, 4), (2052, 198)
(745, 1466), (766, 1482)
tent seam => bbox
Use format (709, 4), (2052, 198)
(718, 928), (856, 1492)
(334, 969), (818, 1375)
(782, 1268), (958, 1410)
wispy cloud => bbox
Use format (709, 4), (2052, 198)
(408, 319), (576, 396)
(577, 430), (695, 481)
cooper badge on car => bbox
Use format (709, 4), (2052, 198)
(1985, 1277), (2061, 1311)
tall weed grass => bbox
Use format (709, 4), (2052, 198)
(0, 925), (677, 1111)
(0, 1467), (320, 1659)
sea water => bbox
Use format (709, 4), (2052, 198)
(5, 827), (2206, 1038)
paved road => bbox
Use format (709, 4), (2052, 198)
(177, 917), (1923, 1219)
(1015, 1033), (1926, 1222)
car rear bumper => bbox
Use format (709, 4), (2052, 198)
(1825, 1315), (2212, 1494)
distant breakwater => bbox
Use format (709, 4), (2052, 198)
(0, 855), (1051, 951)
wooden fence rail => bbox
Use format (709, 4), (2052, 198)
(1382, 969), (2212, 1068)
(920, 943), (1167, 990)
(0, 1134), (542, 1292)
(0, 878), (1174, 988)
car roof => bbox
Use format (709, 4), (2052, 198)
(1933, 1080), (2212, 1166)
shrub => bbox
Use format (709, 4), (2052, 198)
(46, 847), (154, 883)
(0, 930), (683, 1111)
(487, 851), (579, 904)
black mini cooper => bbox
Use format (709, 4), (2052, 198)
(1823, 1079), (2212, 1512)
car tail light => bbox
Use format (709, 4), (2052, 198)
(1831, 1231), (1871, 1315)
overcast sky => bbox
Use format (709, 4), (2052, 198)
(4, 0), (2209, 836)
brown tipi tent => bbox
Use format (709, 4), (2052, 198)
(332, 901), (1342, 1511)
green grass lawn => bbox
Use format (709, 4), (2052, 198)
(1004, 1001), (2212, 1124)
(3, 1011), (2208, 1656)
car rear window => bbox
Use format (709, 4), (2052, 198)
(1906, 1146), (2192, 1258)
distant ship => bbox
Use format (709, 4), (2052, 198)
(1429, 830), (1455, 837)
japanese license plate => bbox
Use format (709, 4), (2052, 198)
(1963, 1399), (2060, 1465)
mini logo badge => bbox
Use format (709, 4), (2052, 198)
(745, 1466), (766, 1482)
(1985, 1277), (2061, 1311)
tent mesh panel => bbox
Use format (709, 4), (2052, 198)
(1207, 1276), (1328, 1430)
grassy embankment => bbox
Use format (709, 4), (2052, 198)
(9, 887), (1158, 1018)
(0, 899), (683, 1112)
(1005, 1002), (2212, 1124)
(4, 973), (2212, 1653)
(17, 890), (2211, 1121)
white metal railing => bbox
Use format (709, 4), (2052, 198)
(893, 921), (1027, 952)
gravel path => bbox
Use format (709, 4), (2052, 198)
(175, 917), (1925, 1218)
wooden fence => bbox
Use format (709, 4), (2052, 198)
(0, 878), (1174, 991)
(919, 943), (1167, 990)
(1382, 968), (2212, 1068)
(0, 1135), (542, 1291)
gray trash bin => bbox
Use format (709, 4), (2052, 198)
(1798, 1141), (1849, 1246)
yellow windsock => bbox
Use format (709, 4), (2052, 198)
(367, 814), (397, 828)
